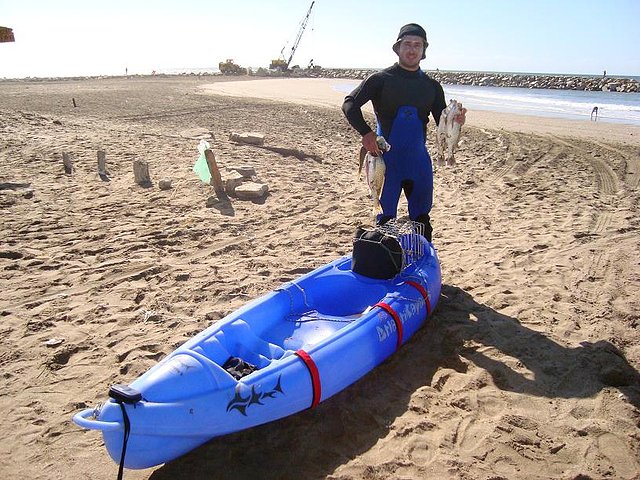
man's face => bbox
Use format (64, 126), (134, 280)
(397, 35), (424, 71)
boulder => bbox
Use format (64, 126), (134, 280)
(235, 182), (269, 200)
(227, 165), (256, 178)
(222, 170), (245, 195)
(158, 179), (173, 190)
(179, 127), (213, 140)
(229, 132), (265, 146)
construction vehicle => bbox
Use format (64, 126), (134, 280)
(219, 59), (244, 75)
(269, 1), (314, 71)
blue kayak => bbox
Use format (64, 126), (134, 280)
(73, 232), (441, 470)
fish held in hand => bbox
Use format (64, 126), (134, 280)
(358, 136), (391, 218)
(436, 99), (467, 167)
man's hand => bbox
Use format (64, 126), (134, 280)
(454, 108), (467, 126)
(362, 131), (382, 156)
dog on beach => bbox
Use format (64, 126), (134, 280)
(358, 136), (391, 218)
(436, 99), (467, 166)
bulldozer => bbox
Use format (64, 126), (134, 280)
(269, 58), (288, 71)
(218, 59), (244, 75)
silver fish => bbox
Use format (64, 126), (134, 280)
(358, 136), (391, 218)
(436, 99), (467, 166)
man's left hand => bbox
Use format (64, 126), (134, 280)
(454, 108), (467, 126)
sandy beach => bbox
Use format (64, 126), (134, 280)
(1, 75), (639, 480)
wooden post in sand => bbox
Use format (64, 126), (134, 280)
(62, 152), (73, 174)
(97, 150), (109, 181)
(204, 148), (227, 200)
(133, 159), (152, 187)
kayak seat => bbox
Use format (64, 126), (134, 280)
(261, 311), (362, 351)
(212, 319), (286, 369)
(193, 336), (232, 366)
(300, 271), (390, 317)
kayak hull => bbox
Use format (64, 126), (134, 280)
(73, 239), (441, 469)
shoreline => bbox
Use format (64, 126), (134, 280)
(1, 74), (637, 143)
(200, 78), (640, 146)
(3, 72), (637, 134)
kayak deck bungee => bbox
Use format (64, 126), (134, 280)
(73, 229), (441, 470)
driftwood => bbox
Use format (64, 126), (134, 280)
(133, 160), (152, 187)
(204, 149), (227, 200)
(62, 152), (73, 174)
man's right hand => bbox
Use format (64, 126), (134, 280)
(362, 131), (382, 156)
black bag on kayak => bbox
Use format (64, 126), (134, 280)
(352, 226), (403, 279)
(223, 356), (258, 380)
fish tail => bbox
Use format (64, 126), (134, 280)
(358, 147), (367, 174)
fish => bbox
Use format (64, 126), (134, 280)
(358, 136), (391, 218)
(436, 99), (467, 166)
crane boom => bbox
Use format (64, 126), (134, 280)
(286, 1), (315, 69)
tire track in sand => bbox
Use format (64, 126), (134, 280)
(552, 136), (619, 196)
(590, 140), (640, 189)
(548, 136), (622, 300)
(490, 132), (565, 181)
(554, 136), (618, 241)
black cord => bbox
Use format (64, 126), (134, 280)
(116, 402), (131, 480)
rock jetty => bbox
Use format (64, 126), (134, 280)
(297, 68), (639, 93)
(5, 69), (636, 93)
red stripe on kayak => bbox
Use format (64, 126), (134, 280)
(405, 280), (431, 316)
(375, 302), (403, 350)
(295, 350), (321, 409)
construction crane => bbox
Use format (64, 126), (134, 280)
(270, 1), (315, 71)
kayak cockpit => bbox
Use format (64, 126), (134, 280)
(162, 263), (393, 384)
(195, 318), (287, 370)
(132, 252), (426, 398)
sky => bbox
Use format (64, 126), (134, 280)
(1, 0), (639, 79)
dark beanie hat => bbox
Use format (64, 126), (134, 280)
(392, 23), (429, 59)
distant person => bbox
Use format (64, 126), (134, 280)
(342, 23), (450, 242)
(591, 106), (598, 121)
(603, 70), (606, 78)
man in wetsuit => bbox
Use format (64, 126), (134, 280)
(342, 23), (446, 242)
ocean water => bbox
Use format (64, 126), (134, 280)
(334, 81), (640, 126)
(444, 84), (640, 125)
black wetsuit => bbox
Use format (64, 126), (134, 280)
(343, 64), (446, 241)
